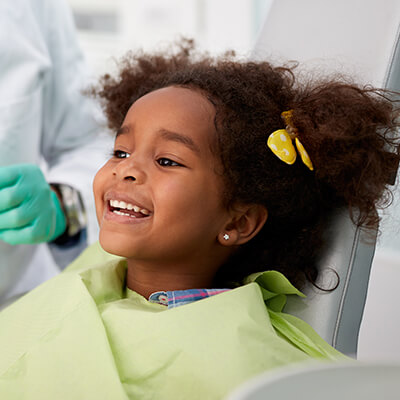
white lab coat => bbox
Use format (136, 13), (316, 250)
(0, 0), (111, 301)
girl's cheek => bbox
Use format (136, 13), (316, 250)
(93, 163), (109, 193)
(92, 171), (101, 200)
(93, 167), (107, 216)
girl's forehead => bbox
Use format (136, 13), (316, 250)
(123, 86), (217, 145)
(128, 86), (215, 121)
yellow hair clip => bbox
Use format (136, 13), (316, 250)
(267, 111), (314, 171)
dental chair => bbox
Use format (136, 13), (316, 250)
(252, 0), (400, 356)
(226, 362), (400, 400)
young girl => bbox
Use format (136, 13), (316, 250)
(0, 41), (398, 400)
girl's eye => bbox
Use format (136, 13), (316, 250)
(157, 158), (183, 167)
(113, 150), (130, 159)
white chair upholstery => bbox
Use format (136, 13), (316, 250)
(252, 0), (400, 356)
(226, 362), (400, 400)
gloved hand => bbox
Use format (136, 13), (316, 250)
(0, 164), (67, 245)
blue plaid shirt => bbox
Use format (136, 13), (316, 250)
(148, 288), (230, 309)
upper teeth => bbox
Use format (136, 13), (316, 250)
(109, 199), (151, 215)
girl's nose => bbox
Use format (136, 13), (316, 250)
(112, 158), (146, 184)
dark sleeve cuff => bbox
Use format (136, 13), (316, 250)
(50, 183), (87, 246)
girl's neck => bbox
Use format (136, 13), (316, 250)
(126, 259), (217, 299)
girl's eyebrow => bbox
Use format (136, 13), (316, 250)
(116, 125), (130, 137)
(158, 129), (200, 154)
(115, 125), (201, 155)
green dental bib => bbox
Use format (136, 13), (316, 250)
(0, 242), (344, 399)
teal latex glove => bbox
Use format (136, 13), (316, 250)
(0, 164), (67, 245)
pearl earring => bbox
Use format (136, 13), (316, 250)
(223, 233), (230, 241)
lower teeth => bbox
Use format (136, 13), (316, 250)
(113, 210), (136, 218)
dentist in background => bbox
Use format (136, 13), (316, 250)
(0, 0), (109, 304)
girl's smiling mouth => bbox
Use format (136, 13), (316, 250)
(104, 195), (153, 223)
(109, 199), (151, 217)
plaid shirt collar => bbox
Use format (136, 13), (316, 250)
(148, 288), (230, 309)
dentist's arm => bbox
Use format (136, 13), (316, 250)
(40, 0), (110, 245)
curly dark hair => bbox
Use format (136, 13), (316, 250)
(91, 40), (400, 288)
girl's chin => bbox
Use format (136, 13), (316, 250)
(98, 234), (134, 258)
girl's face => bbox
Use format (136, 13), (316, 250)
(93, 86), (231, 268)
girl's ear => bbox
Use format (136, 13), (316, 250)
(218, 204), (268, 246)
